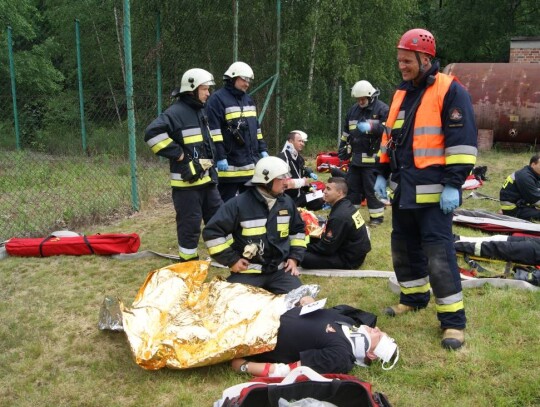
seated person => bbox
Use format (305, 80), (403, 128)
(203, 156), (306, 294)
(278, 130), (324, 211)
(500, 154), (540, 221)
(301, 177), (371, 270)
(232, 296), (399, 375)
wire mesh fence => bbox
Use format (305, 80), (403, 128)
(0, 0), (401, 240)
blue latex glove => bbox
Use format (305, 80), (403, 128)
(357, 121), (372, 133)
(217, 159), (228, 171)
(309, 173), (318, 181)
(374, 175), (387, 199)
(260, 151), (269, 158)
(440, 185), (460, 214)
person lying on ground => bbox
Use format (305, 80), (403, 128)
(231, 295), (399, 376)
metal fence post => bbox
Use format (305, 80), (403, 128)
(75, 19), (88, 154)
(337, 84), (342, 148)
(123, 0), (140, 211)
(156, 11), (162, 115)
(7, 26), (20, 150)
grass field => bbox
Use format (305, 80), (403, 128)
(0, 149), (539, 406)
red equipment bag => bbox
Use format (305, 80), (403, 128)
(5, 232), (140, 257)
(218, 366), (392, 407)
(316, 152), (350, 173)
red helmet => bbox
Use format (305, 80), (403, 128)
(397, 29), (436, 57)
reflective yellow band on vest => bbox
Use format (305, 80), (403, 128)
(290, 239), (307, 248)
(416, 193), (441, 204)
(218, 169), (255, 177)
(171, 175), (212, 188)
(212, 135), (224, 142)
(183, 135), (203, 144)
(151, 138), (173, 154)
(242, 227), (266, 236)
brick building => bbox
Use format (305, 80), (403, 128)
(510, 37), (540, 63)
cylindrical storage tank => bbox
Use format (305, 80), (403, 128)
(443, 63), (540, 145)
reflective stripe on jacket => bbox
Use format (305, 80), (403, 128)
(144, 98), (217, 190)
(206, 85), (268, 182)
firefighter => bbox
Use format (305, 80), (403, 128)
(375, 29), (477, 350)
(206, 61), (269, 202)
(301, 177), (371, 270)
(202, 156), (306, 294)
(144, 68), (222, 261)
(499, 154), (540, 221)
(338, 80), (389, 226)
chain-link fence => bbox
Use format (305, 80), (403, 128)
(0, 0), (402, 240)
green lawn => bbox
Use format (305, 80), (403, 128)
(0, 149), (539, 406)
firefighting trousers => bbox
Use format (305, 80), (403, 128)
(346, 166), (385, 221)
(502, 206), (540, 222)
(172, 186), (222, 260)
(218, 181), (249, 202)
(391, 203), (466, 329)
(227, 269), (301, 295)
(301, 251), (366, 270)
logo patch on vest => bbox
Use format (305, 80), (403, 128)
(279, 210), (288, 215)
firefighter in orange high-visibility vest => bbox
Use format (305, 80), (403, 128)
(375, 29), (477, 350)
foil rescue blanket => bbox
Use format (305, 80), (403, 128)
(121, 261), (286, 370)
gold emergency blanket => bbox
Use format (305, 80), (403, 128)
(121, 261), (286, 370)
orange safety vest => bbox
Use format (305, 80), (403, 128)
(380, 73), (454, 169)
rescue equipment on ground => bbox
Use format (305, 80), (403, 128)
(297, 208), (324, 238)
(452, 209), (540, 235)
(5, 231), (140, 257)
(316, 152), (349, 173)
(215, 366), (392, 407)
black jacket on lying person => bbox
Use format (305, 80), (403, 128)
(302, 198), (371, 269)
(249, 306), (376, 374)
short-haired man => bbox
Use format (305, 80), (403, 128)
(301, 177), (371, 270)
(278, 130), (323, 211)
(499, 154), (540, 221)
(203, 156), (306, 294)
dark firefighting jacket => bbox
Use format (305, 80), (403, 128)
(144, 95), (217, 189)
(379, 62), (477, 208)
(338, 99), (389, 167)
(500, 165), (540, 211)
(206, 82), (268, 182)
(203, 187), (306, 274)
(307, 198), (371, 266)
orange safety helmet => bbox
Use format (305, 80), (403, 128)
(397, 28), (436, 57)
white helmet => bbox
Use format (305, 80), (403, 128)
(180, 68), (215, 93)
(351, 80), (379, 98)
(249, 156), (290, 185)
(291, 130), (308, 142)
(224, 61), (254, 82)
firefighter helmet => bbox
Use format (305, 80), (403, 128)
(224, 61), (254, 82)
(351, 80), (378, 98)
(250, 156), (290, 185)
(179, 68), (215, 93)
(397, 28), (436, 57)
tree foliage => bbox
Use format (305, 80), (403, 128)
(1, 0), (540, 153)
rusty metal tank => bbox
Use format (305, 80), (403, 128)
(442, 63), (540, 145)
